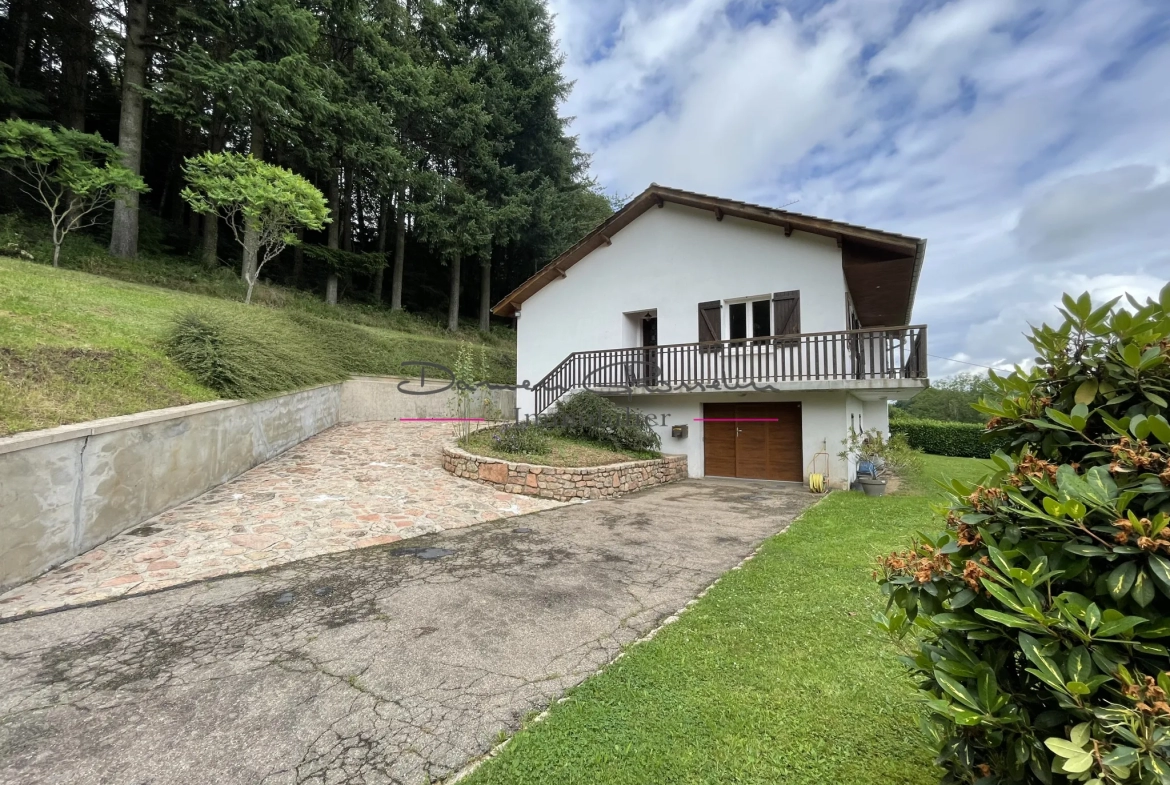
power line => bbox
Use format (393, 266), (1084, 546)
(928, 353), (1015, 371)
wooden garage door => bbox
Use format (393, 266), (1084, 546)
(703, 402), (803, 482)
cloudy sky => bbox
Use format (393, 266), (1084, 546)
(545, 0), (1170, 376)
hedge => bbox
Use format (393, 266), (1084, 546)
(889, 416), (1008, 458)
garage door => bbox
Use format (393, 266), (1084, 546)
(703, 402), (803, 482)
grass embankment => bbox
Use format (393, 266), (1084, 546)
(461, 426), (659, 468)
(462, 454), (993, 785)
(0, 253), (515, 436)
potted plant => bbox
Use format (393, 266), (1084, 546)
(839, 427), (915, 497)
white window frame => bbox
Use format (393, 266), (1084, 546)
(723, 294), (773, 342)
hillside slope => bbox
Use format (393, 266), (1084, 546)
(0, 256), (515, 436)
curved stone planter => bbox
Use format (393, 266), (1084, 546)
(442, 445), (688, 501)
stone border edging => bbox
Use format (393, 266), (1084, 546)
(442, 445), (687, 501)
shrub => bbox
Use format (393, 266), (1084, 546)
(486, 422), (549, 455)
(166, 308), (516, 399)
(892, 416), (1010, 458)
(875, 288), (1170, 784)
(542, 391), (661, 453)
(166, 309), (344, 398)
(840, 427), (923, 478)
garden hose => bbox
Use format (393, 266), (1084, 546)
(808, 473), (826, 494)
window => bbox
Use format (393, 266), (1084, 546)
(728, 296), (782, 342)
(752, 300), (770, 342)
(729, 302), (747, 340)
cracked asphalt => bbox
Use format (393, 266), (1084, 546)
(0, 478), (816, 785)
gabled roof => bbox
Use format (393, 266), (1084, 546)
(492, 184), (928, 327)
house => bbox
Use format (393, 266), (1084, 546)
(492, 184), (930, 489)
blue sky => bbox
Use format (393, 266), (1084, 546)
(547, 0), (1170, 375)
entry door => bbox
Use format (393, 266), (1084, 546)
(703, 402), (803, 482)
(642, 316), (659, 385)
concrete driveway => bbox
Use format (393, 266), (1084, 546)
(0, 479), (817, 785)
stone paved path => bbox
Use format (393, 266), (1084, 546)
(0, 479), (817, 785)
(0, 422), (564, 618)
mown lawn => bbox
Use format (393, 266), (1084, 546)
(0, 255), (515, 435)
(461, 454), (992, 785)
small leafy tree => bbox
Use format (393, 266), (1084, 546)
(450, 341), (501, 441)
(181, 152), (329, 304)
(876, 287), (1170, 784)
(0, 120), (148, 268)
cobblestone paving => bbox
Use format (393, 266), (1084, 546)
(0, 479), (817, 785)
(0, 422), (565, 618)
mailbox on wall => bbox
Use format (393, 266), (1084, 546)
(671, 424), (688, 438)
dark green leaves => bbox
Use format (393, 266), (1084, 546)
(1019, 633), (1066, 692)
(1108, 562), (1138, 600)
(875, 286), (1170, 785)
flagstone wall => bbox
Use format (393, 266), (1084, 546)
(442, 445), (688, 501)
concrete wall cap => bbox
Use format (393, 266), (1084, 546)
(0, 382), (344, 456)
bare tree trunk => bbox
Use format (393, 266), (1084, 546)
(201, 215), (219, 269)
(372, 198), (388, 303)
(59, 0), (94, 131)
(291, 227), (304, 285)
(325, 165), (340, 305)
(107, 0), (147, 258)
(479, 258), (491, 332)
(447, 253), (461, 332)
(241, 119), (265, 283)
(390, 190), (405, 311)
(341, 170), (353, 252)
(200, 120), (226, 269)
(11, 0), (32, 93)
(163, 120), (187, 223)
(355, 182), (367, 249)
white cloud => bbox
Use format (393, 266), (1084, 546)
(602, 12), (862, 194)
(550, 0), (1170, 375)
(1013, 166), (1170, 263)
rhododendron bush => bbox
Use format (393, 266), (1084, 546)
(876, 287), (1170, 784)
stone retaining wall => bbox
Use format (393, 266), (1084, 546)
(442, 446), (688, 501)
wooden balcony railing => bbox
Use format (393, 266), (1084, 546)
(532, 325), (927, 414)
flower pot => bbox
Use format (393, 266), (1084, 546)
(859, 477), (887, 497)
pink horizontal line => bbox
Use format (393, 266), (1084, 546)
(400, 418), (486, 422)
(694, 418), (779, 422)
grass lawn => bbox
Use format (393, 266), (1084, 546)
(0, 254), (515, 436)
(461, 454), (992, 785)
(461, 426), (659, 467)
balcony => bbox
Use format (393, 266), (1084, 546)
(532, 325), (928, 413)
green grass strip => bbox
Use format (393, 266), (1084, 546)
(463, 456), (989, 785)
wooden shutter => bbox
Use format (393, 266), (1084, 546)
(698, 301), (722, 343)
(772, 291), (800, 336)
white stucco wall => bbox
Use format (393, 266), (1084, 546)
(863, 399), (891, 436)
(515, 202), (848, 416)
(600, 391), (854, 488)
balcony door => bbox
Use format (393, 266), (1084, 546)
(703, 402), (803, 482)
(641, 313), (658, 385)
